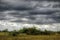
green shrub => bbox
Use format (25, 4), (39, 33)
(2, 29), (8, 32)
(9, 30), (19, 36)
(18, 27), (42, 35)
(0, 27), (59, 35)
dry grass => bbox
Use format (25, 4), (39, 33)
(0, 32), (60, 40)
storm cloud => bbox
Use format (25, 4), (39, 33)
(0, 0), (60, 24)
(0, 0), (60, 31)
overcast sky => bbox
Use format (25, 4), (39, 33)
(0, 0), (60, 31)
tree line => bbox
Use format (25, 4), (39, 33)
(0, 27), (60, 36)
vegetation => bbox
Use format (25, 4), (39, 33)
(9, 30), (19, 36)
(2, 29), (8, 32)
(0, 27), (60, 36)
(0, 27), (60, 40)
(0, 34), (59, 40)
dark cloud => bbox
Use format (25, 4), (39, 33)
(0, 0), (37, 11)
(0, 0), (60, 24)
(0, 9), (60, 24)
(0, 4), (34, 11)
(0, 0), (60, 31)
(24, 0), (60, 2)
(0, 0), (60, 11)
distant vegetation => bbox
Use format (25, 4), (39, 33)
(0, 27), (60, 36)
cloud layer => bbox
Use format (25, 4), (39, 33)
(0, 0), (60, 24)
(0, 0), (60, 31)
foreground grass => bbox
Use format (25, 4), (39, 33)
(0, 32), (60, 40)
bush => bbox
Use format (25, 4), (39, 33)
(25, 27), (40, 35)
(9, 30), (19, 36)
(20, 27), (56, 35)
(18, 27), (28, 33)
(2, 29), (8, 32)
(57, 31), (60, 34)
(19, 27), (42, 35)
(0, 27), (59, 35)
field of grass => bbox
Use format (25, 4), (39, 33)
(0, 32), (60, 40)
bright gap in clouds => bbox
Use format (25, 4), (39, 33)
(0, 20), (59, 31)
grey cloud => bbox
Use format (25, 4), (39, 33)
(0, 9), (60, 24)
(1, 11), (60, 24)
(53, 3), (60, 8)
(0, 0), (60, 31)
(27, 15), (57, 24)
(24, 0), (60, 2)
(1, 0), (60, 11)
(51, 12), (60, 23)
(0, 0), (60, 24)
(0, 0), (37, 11)
(0, 11), (16, 21)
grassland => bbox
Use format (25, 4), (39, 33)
(0, 32), (60, 40)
